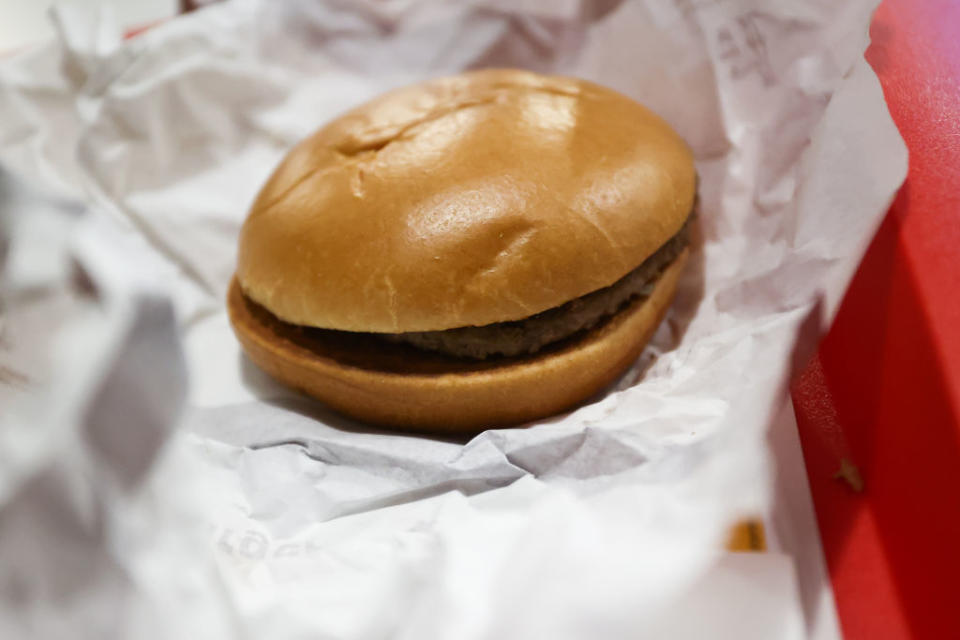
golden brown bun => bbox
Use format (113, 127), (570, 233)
(228, 249), (687, 433)
(237, 69), (695, 332)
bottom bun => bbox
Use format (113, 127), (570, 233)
(228, 249), (688, 434)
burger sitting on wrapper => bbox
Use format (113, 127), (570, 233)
(228, 69), (697, 433)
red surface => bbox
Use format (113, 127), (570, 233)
(792, 0), (960, 638)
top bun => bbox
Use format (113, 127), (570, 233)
(237, 69), (695, 333)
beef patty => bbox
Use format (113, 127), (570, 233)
(382, 218), (691, 359)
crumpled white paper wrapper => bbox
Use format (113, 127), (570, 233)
(0, 1), (906, 638)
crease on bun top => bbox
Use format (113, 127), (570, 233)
(236, 68), (696, 333)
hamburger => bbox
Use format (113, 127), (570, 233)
(228, 69), (696, 433)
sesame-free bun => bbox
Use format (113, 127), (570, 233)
(236, 69), (696, 333)
(228, 249), (688, 433)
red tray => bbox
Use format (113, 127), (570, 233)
(791, 0), (960, 637)
(120, 1), (959, 635)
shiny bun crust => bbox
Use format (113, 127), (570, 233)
(236, 69), (696, 332)
(228, 249), (688, 433)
